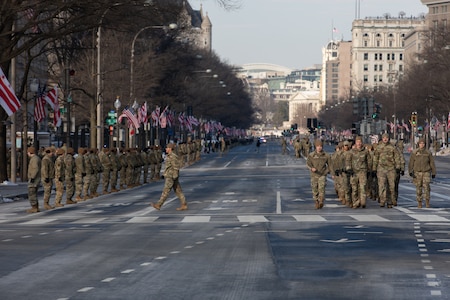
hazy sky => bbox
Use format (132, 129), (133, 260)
(192, 0), (427, 70)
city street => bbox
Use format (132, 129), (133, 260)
(1, 140), (450, 299)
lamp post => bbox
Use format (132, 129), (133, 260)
(114, 96), (121, 148)
(30, 79), (39, 150)
(129, 23), (178, 102)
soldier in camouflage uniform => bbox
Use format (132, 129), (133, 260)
(148, 146), (157, 181)
(75, 148), (86, 201)
(155, 145), (163, 180)
(347, 136), (372, 208)
(99, 148), (111, 194)
(82, 148), (93, 200)
(294, 138), (302, 159)
(125, 149), (135, 187)
(54, 148), (66, 207)
(392, 140), (405, 205)
(330, 143), (344, 204)
(41, 148), (55, 210)
(306, 139), (331, 209)
(26, 147), (41, 213)
(341, 140), (353, 207)
(134, 148), (143, 185)
(141, 148), (150, 183)
(373, 133), (401, 208)
(408, 138), (436, 208)
(110, 148), (120, 191)
(118, 148), (128, 189)
(151, 143), (187, 211)
(301, 136), (311, 158)
(92, 148), (102, 196)
(64, 147), (76, 204)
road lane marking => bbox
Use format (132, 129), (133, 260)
(276, 191), (282, 214)
(71, 218), (106, 224)
(349, 215), (390, 222)
(20, 218), (57, 225)
(292, 215), (327, 222)
(126, 217), (159, 223)
(182, 216), (211, 223)
(237, 215), (269, 223)
(407, 214), (450, 222)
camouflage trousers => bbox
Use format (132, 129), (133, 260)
(102, 171), (110, 192)
(82, 174), (91, 197)
(350, 171), (367, 207)
(28, 186), (39, 206)
(119, 169), (126, 187)
(126, 167), (133, 186)
(66, 177), (74, 200)
(413, 171), (431, 202)
(110, 170), (118, 189)
(377, 169), (396, 206)
(310, 173), (326, 203)
(75, 174), (83, 197)
(55, 180), (64, 204)
(143, 165), (149, 183)
(157, 176), (186, 207)
(340, 173), (352, 205)
(42, 181), (53, 204)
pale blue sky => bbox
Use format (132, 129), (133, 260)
(193, 0), (427, 69)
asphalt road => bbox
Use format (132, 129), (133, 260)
(1, 139), (450, 300)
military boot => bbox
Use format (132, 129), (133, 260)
(66, 199), (77, 205)
(75, 196), (82, 201)
(176, 203), (188, 211)
(417, 200), (422, 208)
(54, 202), (64, 208)
(26, 205), (40, 213)
(314, 201), (320, 209)
(44, 201), (54, 210)
(425, 199), (430, 208)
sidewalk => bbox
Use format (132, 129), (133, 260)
(0, 180), (34, 203)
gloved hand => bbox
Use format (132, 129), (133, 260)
(432, 175), (436, 179)
(395, 169), (401, 174)
(29, 178), (34, 184)
(45, 178), (50, 183)
(82, 172), (86, 177)
(409, 173), (416, 178)
(400, 171), (405, 176)
(371, 171), (377, 177)
(58, 177), (63, 182)
(334, 170), (340, 176)
(346, 170), (354, 176)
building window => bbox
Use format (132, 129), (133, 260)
(399, 64), (403, 72)
(364, 40), (368, 47)
(374, 65), (378, 71)
(379, 65), (383, 71)
(374, 75), (378, 82)
(387, 53), (391, 60)
(374, 53), (378, 60)
(364, 64), (369, 71)
(392, 53), (395, 60)
(364, 53), (369, 60)
(399, 53), (403, 61)
(377, 40), (381, 47)
(379, 75), (383, 82)
(379, 53), (383, 60)
(364, 75), (368, 82)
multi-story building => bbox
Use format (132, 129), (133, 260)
(320, 40), (352, 106)
(351, 16), (425, 92)
(178, 2), (212, 52)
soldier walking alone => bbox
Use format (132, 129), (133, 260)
(408, 138), (436, 208)
(150, 143), (188, 211)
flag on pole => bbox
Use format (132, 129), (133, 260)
(122, 106), (140, 129)
(44, 86), (61, 127)
(33, 84), (46, 123)
(151, 106), (160, 127)
(159, 106), (168, 129)
(0, 67), (21, 116)
(447, 112), (450, 130)
(138, 102), (148, 125)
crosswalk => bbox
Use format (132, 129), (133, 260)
(4, 211), (450, 225)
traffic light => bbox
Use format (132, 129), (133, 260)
(109, 125), (114, 136)
(411, 112), (418, 127)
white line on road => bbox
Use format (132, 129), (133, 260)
(276, 191), (282, 214)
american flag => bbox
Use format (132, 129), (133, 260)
(402, 121), (410, 133)
(151, 106), (160, 127)
(122, 106), (140, 129)
(44, 86), (61, 127)
(159, 106), (168, 129)
(0, 67), (21, 116)
(138, 102), (148, 125)
(24, 8), (41, 34)
(447, 112), (450, 131)
(33, 84), (46, 122)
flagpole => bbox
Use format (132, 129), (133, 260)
(10, 56), (17, 183)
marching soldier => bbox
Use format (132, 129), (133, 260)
(64, 147), (77, 204)
(408, 138), (436, 208)
(75, 148), (86, 201)
(110, 148), (120, 192)
(306, 139), (332, 209)
(54, 148), (66, 207)
(373, 133), (401, 208)
(26, 147), (41, 213)
(347, 136), (372, 208)
(41, 148), (55, 210)
(99, 148), (111, 194)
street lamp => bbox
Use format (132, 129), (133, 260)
(129, 23), (178, 102)
(114, 96), (121, 148)
(30, 79), (39, 150)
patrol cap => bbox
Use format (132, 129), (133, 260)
(355, 136), (363, 141)
(45, 147), (52, 153)
(343, 140), (350, 146)
(418, 138), (425, 144)
(67, 147), (74, 154)
(382, 133), (390, 139)
(314, 139), (323, 146)
(28, 147), (36, 154)
(56, 148), (65, 155)
(166, 143), (176, 149)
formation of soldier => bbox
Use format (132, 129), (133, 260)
(293, 136), (312, 158)
(25, 141), (202, 214)
(308, 133), (436, 210)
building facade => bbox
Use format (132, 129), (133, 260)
(351, 16), (425, 92)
